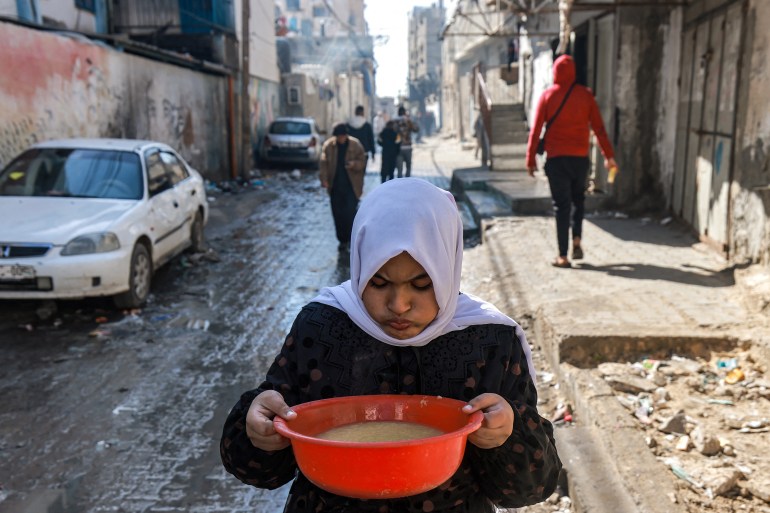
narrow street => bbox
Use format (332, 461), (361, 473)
(0, 145), (569, 513)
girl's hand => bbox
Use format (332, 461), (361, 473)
(245, 390), (297, 451)
(463, 393), (514, 449)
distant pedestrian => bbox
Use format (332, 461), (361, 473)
(347, 105), (376, 165)
(319, 123), (367, 252)
(507, 39), (518, 72)
(395, 106), (419, 178)
(377, 120), (401, 183)
(473, 112), (489, 168)
(373, 110), (386, 142)
(525, 55), (616, 268)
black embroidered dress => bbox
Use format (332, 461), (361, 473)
(221, 302), (561, 513)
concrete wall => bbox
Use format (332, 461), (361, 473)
(250, 76), (281, 162)
(656, 8), (683, 209)
(0, 0), (16, 15)
(731, 0), (770, 263)
(235, 0), (280, 82)
(0, 21), (230, 180)
(613, 5), (672, 210)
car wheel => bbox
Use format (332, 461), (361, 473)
(113, 243), (152, 309)
(189, 211), (206, 253)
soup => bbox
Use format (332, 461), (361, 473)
(317, 421), (444, 443)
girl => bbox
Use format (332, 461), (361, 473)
(221, 178), (561, 512)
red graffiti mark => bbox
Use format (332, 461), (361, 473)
(1, 22), (109, 110)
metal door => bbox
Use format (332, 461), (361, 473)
(672, 1), (744, 251)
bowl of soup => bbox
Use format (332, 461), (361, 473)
(273, 394), (483, 499)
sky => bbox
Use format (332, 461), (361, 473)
(364, 1), (455, 99)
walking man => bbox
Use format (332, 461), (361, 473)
(394, 106), (419, 178)
(377, 120), (401, 183)
(347, 105), (376, 165)
(525, 55), (616, 268)
(319, 123), (367, 252)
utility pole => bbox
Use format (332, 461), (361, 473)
(240, 0), (251, 181)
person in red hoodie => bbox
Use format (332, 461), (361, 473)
(526, 55), (616, 268)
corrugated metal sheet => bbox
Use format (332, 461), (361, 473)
(113, 0), (234, 34)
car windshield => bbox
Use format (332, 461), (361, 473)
(0, 148), (143, 200)
(270, 121), (311, 135)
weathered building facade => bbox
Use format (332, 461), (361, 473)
(273, 0), (375, 135)
(408, 3), (445, 129)
(0, 0), (282, 180)
(443, 0), (770, 266)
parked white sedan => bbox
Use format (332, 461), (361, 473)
(0, 138), (208, 308)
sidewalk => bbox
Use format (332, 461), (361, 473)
(424, 136), (770, 513)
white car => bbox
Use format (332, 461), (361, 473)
(0, 138), (208, 308)
(260, 117), (322, 168)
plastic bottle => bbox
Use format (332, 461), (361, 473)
(608, 165), (619, 184)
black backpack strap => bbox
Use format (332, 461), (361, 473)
(544, 81), (577, 133)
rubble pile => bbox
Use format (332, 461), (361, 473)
(595, 349), (770, 512)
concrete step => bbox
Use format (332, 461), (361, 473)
(489, 157), (528, 171)
(491, 103), (525, 113)
(491, 143), (528, 158)
(492, 131), (529, 146)
(456, 198), (479, 239)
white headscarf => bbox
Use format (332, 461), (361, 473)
(312, 178), (536, 384)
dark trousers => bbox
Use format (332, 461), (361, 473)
(380, 152), (397, 182)
(396, 147), (413, 177)
(544, 156), (589, 257)
(330, 173), (358, 244)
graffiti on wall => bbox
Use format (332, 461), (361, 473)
(0, 21), (230, 180)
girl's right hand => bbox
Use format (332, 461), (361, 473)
(245, 390), (297, 451)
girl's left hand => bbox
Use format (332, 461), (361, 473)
(463, 393), (514, 449)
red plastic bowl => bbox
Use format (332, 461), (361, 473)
(273, 394), (483, 499)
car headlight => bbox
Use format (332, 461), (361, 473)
(61, 232), (121, 256)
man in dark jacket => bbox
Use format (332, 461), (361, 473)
(346, 105), (375, 164)
(319, 123), (367, 252)
(525, 55), (616, 268)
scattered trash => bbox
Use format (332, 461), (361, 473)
(660, 216), (673, 225)
(552, 403), (573, 424)
(112, 405), (138, 415)
(707, 398), (734, 406)
(89, 328), (111, 338)
(95, 316), (109, 324)
(18, 324), (34, 332)
(290, 169), (302, 180)
(675, 435), (691, 451)
(95, 440), (110, 452)
(716, 357), (738, 371)
(725, 368), (746, 384)
(667, 461), (705, 492)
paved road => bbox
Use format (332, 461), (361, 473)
(0, 150), (488, 513)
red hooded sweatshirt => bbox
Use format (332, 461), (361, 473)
(525, 55), (614, 169)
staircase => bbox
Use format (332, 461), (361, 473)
(489, 103), (529, 171)
(477, 66), (529, 171)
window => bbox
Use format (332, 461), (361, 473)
(145, 150), (170, 196)
(288, 86), (300, 105)
(159, 151), (189, 185)
(313, 5), (327, 17)
(270, 120), (311, 135)
(75, 0), (96, 13)
(0, 148), (142, 200)
(286, 0), (301, 11)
